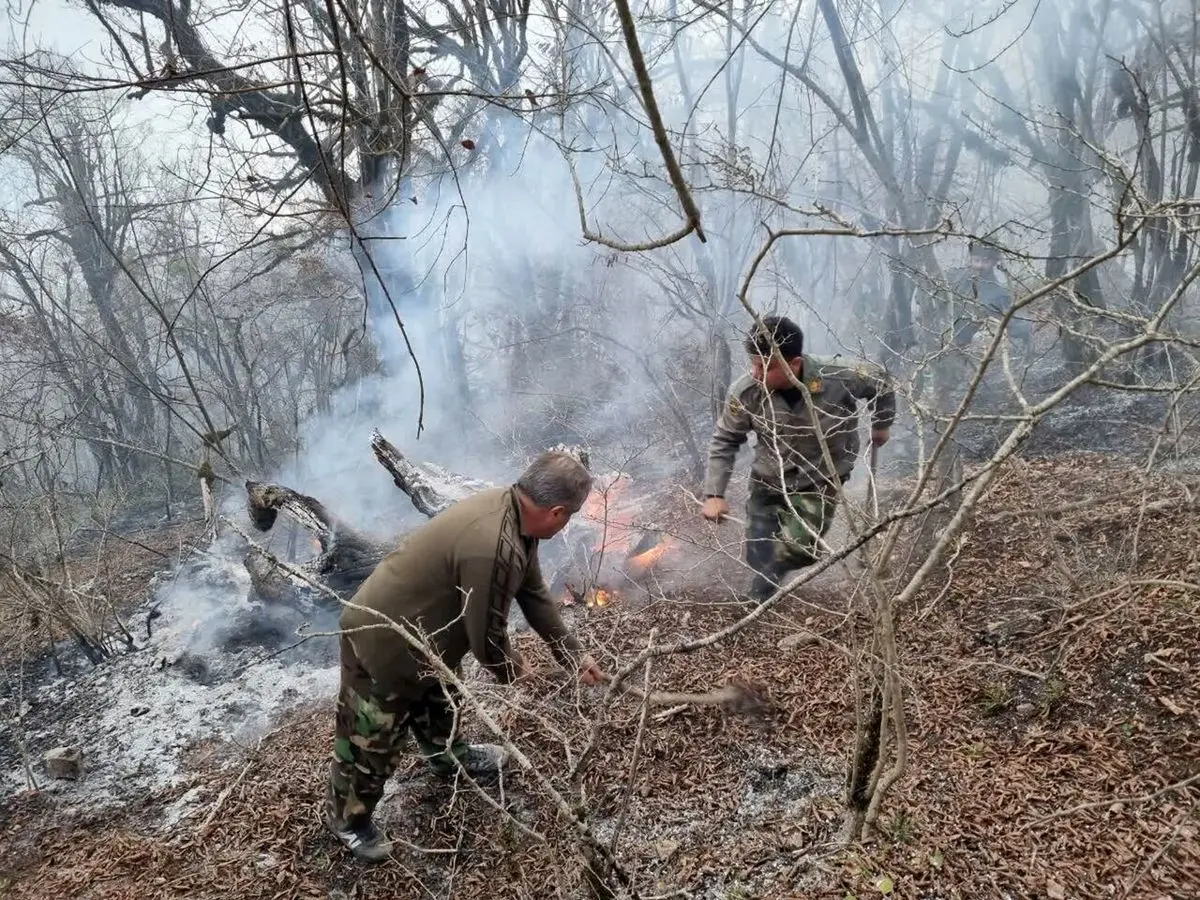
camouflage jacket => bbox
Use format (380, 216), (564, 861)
(341, 486), (582, 694)
(703, 355), (896, 497)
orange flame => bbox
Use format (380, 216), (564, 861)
(559, 474), (677, 609)
(582, 474), (632, 522)
(625, 536), (673, 578)
(579, 474), (659, 561)
(559, 583), (620, 608)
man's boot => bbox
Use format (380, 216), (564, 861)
(323, 813), (393, 863)
(324, 777), (393, 863)
(748, 573), (776, 604)
(432, 743), (510, 780)
(748, 557), (794, 605)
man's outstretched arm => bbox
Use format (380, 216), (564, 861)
(848, 361), (895, 445)
(702, 385), (753, 502)
(515, 553), (603, 684)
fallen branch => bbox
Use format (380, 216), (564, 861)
(602, 674), (769, 713)
(370, 429), (490, 518)
(242, 479), (390, 605)
(1021, 771), (1200, 830)
(245, 480), (339, 545)
(607, 629), (656, 867)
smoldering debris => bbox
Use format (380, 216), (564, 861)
(0, 535), (339, 814)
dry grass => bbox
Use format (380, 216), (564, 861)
(1, 456), (1197, 899)
(0, 519), (207, 666)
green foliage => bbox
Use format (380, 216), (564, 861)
(978, 680), (1012, 716)
(884, 810), (914, 845)
(1039, 677), (1067, 715)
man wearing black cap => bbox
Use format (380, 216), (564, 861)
(701, 316), (895, 602)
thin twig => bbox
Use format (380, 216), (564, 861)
(609, 628), (656, 860)
(197, 734), (271, 838)
(1021, 772), (1200, 830)
(1117, 800), (1197, 899)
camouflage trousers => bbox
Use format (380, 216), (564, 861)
(327, 637), (471, 827)
(745, 481), (841, 599)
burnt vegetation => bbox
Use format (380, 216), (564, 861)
(1, 0), (1199, 898)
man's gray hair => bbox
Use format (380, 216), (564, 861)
(517, 451), (593, 511)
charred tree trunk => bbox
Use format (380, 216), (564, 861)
(243, 479), (393, 607)
(369, 429), (491, 516)
(241, 432), (495, 609)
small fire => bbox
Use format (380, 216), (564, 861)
(625, 534), (673, 578)
(560, 582), (620, 608)
(557, 472), (677, 609)
(582, 473), (632, 523)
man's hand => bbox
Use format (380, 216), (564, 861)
(871, 427), (891, 447)
(701, 496), (730, 522)
(578, 654), (604, 686)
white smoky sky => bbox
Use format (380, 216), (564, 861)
(2, 0), (1160, 532)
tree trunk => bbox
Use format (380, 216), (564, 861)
(241, 431), (492, 609)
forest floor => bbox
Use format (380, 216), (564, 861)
(2, 449), (1198, 899)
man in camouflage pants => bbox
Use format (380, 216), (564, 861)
(327, 451), (605, 861)
(701, 316), (895, 601)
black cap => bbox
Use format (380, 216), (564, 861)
(745, 315), (804, 360)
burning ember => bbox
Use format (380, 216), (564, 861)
(558, 473), (676, 607)
(625, 530), (672, 577)
(563, 583), (618, 608)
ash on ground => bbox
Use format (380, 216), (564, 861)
(0, 532), (340, 814)
(584, 747), (844, 900)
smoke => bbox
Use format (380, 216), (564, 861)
(223, 0), (1172, 582)
(269, 116), (720, 533)
(258, 7), (951, 531)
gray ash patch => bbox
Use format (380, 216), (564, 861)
(581, 746), (843, 899)
(0, 534), (340, 815)
(735, 747), (842, 822)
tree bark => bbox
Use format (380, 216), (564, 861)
(242, 430), (493, 608)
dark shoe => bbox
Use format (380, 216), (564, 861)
(462, 743), (508, 776)
(431, 743), (509, 780)
(748, 575), (778, 605)
(324, 813), (392, 862)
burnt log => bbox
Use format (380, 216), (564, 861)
(246, 480), (340, 545)
(244, 480), (393, 607)
(370, 429), (493, 516)
(242, 432), (502, 608)
(242, 433), (597, 610)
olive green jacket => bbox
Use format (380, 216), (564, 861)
(340, 486), (582, 693)
(703, 355), (896, 497)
